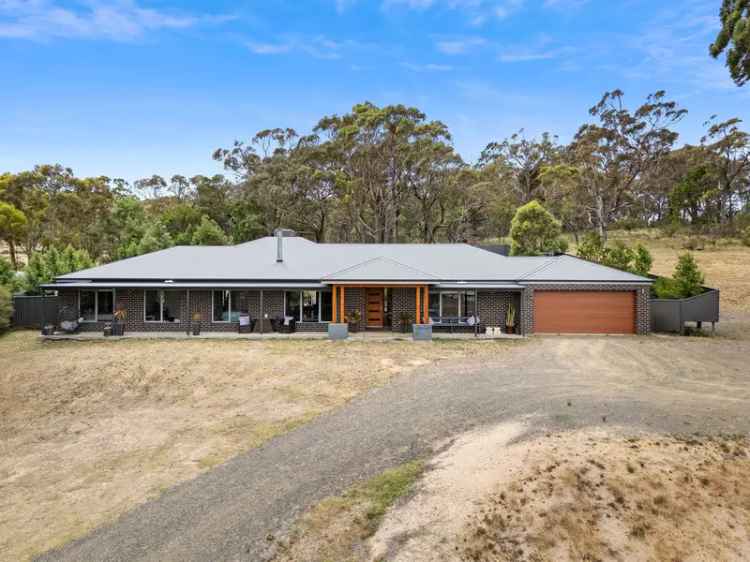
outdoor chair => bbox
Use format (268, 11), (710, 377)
(270, 315), (296, 333)
(238, 313), (257, 334)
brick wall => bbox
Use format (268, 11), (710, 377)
(521, 283), (651, 335)
(391, 287), (417, 332)
(476, 291), (521, 330)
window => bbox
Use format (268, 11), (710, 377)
(145, 290), (183, 322)
(80, 291), (96, 322)
(320, 291), (332, 322)
(212, 290), (242, 322)
(284, 290), (332, 322)
(285, 290), (300, 320)
(430, 290), (477, 319)
(462, 291), (476, 317)
(442, 292), (460, 317)
(302, 290), (319, 322)
(79, 290), (114, 322)
(428, 290), (440, 319)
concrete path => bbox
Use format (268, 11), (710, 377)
(38, 335), (750, 562)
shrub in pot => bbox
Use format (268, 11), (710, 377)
(400, 312), (412, 333)
(505, 303), (516, 334)
(112, 305), (126, 336)
(192, 311), (202, 335)
(347, 310), (361, 333)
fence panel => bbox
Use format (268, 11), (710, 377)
(11, 296), (60, 328)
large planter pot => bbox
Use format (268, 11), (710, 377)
(328, 323), (349, 340)
(111, 322), (125, 336)
(505, 325), (515, 335)
(412, 323), (432, 341)
(192, 323), (201, 336)
(348, 322), (360, 333)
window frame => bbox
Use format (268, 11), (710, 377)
(283, 290), (332, 323)
(78, 289), (115, 323)
(211, 289), (237, 324)
(144, 289), (183, 324)
(430, 289), (477, 319)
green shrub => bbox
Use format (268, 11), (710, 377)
(652, 277), (682, 299)
(0, 285), (12, 332)
(577, 231), (604, 262)
(577, 233), (653, 276)
(742, 226), (750, 247)
(673, 253), (705, 297)
(0, 256), (14, 287)
(509, 201), (567, 256)
(633, 244), (653, 276)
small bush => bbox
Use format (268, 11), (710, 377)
(674, 253), (705, 297)
(742, 226), (750, 248)
(653, 277), (682, 299)
(0, 285), (12, 332)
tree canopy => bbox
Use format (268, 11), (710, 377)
(711, 0), (750, 86)
(509, 200), (568, 256)
(1, 94), (749, 292)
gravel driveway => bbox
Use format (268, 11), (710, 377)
(38, 331), (750, 562)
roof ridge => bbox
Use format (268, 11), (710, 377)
(322, 255), (439, 280)
(517, 255), (557, 280)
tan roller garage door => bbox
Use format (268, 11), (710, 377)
(534, 291), (636, 334)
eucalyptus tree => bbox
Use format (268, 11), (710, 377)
(570, 90), (687, 241)
(710, 0), (750, 86)
(700, 116), (750, 220)
(314, 102), (454, 243)
(479, 130), (560, 205)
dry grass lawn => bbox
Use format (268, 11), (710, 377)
(604, 230), (750, 313)
(0, 331), (504, 562)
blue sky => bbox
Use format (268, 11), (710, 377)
(1, 0), (748, 183)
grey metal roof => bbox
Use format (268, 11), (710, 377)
(54, 236), (652, 285)
(519, 254), (650, 283)
(323, 256), (439, 282)
(42, 282), (327, 289)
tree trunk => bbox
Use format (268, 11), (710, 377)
(8, 239), (17, 270)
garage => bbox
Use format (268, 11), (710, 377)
(534, 290), (636, 334)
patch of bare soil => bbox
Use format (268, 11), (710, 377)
(367, 424), (750, 562)
(0, 332), (505, 562)
(459, 431), (750, 562)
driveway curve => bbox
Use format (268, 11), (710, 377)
(38, 334), (750, 562)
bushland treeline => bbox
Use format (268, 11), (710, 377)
(1, 90), (749, 272)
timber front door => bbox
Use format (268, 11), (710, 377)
(366, 288), (384, 329)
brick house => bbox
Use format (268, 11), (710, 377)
(44, 230), (652, 335)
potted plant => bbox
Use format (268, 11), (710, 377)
(112, 305), (127, 336)
(505, 303), (516, 334)
(400, 312), (412, 333)
(192, 311), (202, 336)
(347, 310), (362, 333)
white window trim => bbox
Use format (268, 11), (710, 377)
(78, 289), (115, 323)
(143, 289), (183, 324)
(284, 290), (332, 324)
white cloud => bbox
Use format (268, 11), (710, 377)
(543, 0), (589, 9)
(620, 0), (736, 92)
(246, 35), (362, 60)
(401, 61), (453, 72)
(498, 49), (557, 62)
(435, 36), (486, 55)
(0, 0), (228, 41)
(246, 41), (293, 55)
(382, 0), (524, 24)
